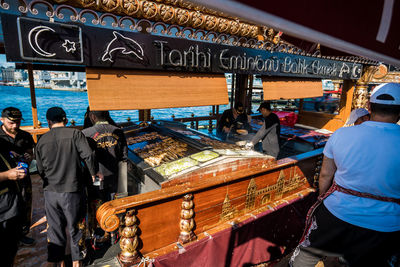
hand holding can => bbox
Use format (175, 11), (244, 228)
(17, 162), (29, 174)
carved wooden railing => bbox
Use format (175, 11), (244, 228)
(96, 148), (323, 264)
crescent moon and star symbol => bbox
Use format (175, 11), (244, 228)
(28, 26), (77, 57)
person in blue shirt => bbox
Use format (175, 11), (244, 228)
(290, 83), (400, 267)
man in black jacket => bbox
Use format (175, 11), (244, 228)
(82, 110), (127, 244)
(216, 102), (251, 140)
(0, 107), (35, 246)
(35, 107), (100, 267)
(0, 139), (27, 267)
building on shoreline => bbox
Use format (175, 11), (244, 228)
(0, 67), (87, 91)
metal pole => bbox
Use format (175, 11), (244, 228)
(248, 75), (253, 114)
(230, 74), (235, 109)
(27, 64), (39, 129)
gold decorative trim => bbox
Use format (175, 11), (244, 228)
(221, 166), (307, 222)
(178, 194), (196, 244)
(50, 0), (260, 37)
(119, 210), (140, 265)
(220, 193), (238, 221)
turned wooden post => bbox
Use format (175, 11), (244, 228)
(190, 113), (195, 129)
(208, 112), (213, 132)
(178, 194), (196, 244)
(119, 210), (140, 266)
(353, 65), (379, 109)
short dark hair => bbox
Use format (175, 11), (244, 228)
(90, 110), (109, 121)
(370, 102), (400, 117)
(46, 107), (66, 123)
(234, 102), (244, 110)
(258, 101), (271, 111)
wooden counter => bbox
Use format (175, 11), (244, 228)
(96, 148), (323, 265)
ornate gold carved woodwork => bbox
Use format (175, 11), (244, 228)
(96, 202), (121, 232)
(119, 210), (140, 266)
(175, 7), (190, 25)
(221, 167), (308, 222)
(369, 64), (400, 84)
(100, 0), (118, 12)
(220, 193), (238, 221)
(159, 3), (175, 22)
(358, 65), (380, 84)
(178, 194), (196, 244)
(50, 0), (259, 37)
(352, 83), (369, 109)
(245, 179), (257, 210)
(371, 72), (400, 84)
(372, 64), (388, 79)
(353, 65), (380, 109)
(122, 0), (140, 16)
(9, 1), (379, 64)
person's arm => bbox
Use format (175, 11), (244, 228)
(318, 156), (337, 195)
(250, 121), (268, 145)
(118, 130), (128, 162)
(35, 145), (45, 178)
(74, 130), (99, 179)
(0, 167), (26, 182)
(24, 134), (35, 163)
(23, 148), (34, 164)
(217, 110), (231, 133)
(250, 120), (277, 145)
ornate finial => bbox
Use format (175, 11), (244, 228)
(190, 113), (195, 128)
(178, 194), (196, 244)
(118, 209), (140, 266)
(208, 112), (213, 132)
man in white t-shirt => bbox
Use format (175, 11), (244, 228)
(290, 83), (400, 267)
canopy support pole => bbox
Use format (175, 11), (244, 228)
(139, 109), (151, 121)
(27, 64), (39, 129)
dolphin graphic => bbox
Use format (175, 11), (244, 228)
(101, 31), (144, 62)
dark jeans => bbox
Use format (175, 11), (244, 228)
(44, 191), (86, 262)
(19, 174), (32, 235)
(0, 216), (22, 267)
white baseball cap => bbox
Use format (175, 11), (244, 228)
(345, 108), (369, 126)
(370, 83), (400, 105)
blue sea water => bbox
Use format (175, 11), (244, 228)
(0, 85), (233, 127)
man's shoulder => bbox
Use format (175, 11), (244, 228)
(0, 126), (9, 140)
(17, 129), (34, 140)
(271, 112), (280, 120)
(265, 112), (279, 122)
(40, 127), (80, 141)
(0, 126), (6, 135)
(81, 126), (93, 136)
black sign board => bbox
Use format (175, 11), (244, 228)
(5, 16), (83, 64)
(1, 14), (362, 79)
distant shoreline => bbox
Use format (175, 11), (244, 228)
(0, 82), (87, 92)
